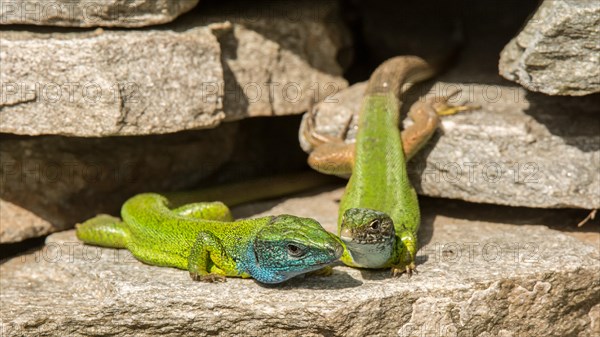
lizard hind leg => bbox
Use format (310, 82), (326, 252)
(172, 202), (233, 222)
(302, 102), (356, 178)
(402, 89), (480, 160)
(75, 214), (129, 248)
(432, 89), (481, 116)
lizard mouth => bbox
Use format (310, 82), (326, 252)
(270, 259), (335, 272)
(340, 235), (391, 244)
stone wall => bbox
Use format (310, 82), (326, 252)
(1, 1), (599, 334)
(0, 0), (350, 243)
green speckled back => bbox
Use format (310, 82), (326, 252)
(339, 94), (420, 237)
(121, 193), (268, 269)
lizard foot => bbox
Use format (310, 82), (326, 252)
(189, 272), (227, 283)
(302, 104), (339, 148)
(390, 262), (417, 278)
(433, 89), (480, 116)
(306, 266), (334, 277)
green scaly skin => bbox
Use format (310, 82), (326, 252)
(336, 56), (476, 275)
(337, 56), (441, 275)
(339, 92), (420, 275)
(303, 56), (475, 275)
(76, 193), (343, 284)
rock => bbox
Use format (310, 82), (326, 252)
(0, 199), (53, 243)
(1, 26), (224, 136)
(0, 0), (198, 27)
(499, 0), (600, 96)
(1, 188), (598, 336)
(0, 0), (349, 136)
(299, 79), (600, 209)
(0, 125), (238, 243)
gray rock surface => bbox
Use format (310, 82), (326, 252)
(0, 0), (198, 27)
(1, 188), (598, 336)
(0, 199), (53, 243)
(1, 27), (223, 136)
(0, 1), (349, 136)
(299, 81), (600, 209)
(499, 0), (600, 96)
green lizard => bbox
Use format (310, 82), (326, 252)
(303, 56), (476, 275)
(76, 191), (343, 284)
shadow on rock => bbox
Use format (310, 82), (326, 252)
(257, 269), (363, 290)
(523, 92), (600, 153)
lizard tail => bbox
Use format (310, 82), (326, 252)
(365, 21), (464, 97)
(364, 56), (436, 96)
(75, 214), (129, 248)
(165, 171), (340, 208)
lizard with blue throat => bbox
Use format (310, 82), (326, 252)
(76, 173), (343, 284)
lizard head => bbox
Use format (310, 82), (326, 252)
(250, 215), (343, 284)
(338, 208), (396, 268)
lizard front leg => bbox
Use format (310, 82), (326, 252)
(391, 231), (418, 277)
(188, 231), (242, 282)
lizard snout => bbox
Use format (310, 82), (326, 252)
(332, 242), (344, 259)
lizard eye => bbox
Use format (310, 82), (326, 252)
(287, 244), (304, 257)
(370, 219), (381, 230)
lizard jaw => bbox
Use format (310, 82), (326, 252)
(340, 227), (394, 244)
(340, 235), (395, 269)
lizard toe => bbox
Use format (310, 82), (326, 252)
(200, 274), (227, 283)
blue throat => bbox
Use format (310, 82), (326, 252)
(241, 246), (287, 284)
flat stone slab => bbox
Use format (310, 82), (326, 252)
(0, 1), (348, 136)
(1, 188), (598, 336)
(499, 0), (600, 96)
(299, 81), (600, 209)
(0, 0), (198, 27)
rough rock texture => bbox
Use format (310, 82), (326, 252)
(0, 125), (238, 243)
(0, 0), (349, 136)
(499, 0), (600, 96)
(299, 81), (600, 209)
(0, 0), (198, 27)
(1, 188), (598, 336)
(299, 0), (600, 210)
(0, 199), (53, 243)
(1, 27), (223, 136)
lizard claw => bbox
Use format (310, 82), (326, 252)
(189, 272), (227, 283)
(390, 262), (417, 278)
(302, 105), (335, 148)
(433, 89), (480, 116)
